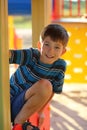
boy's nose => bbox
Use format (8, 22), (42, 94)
(48, 48), (54, 55)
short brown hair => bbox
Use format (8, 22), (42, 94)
(40, 24), (69, 47)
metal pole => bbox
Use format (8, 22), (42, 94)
(0, 0), (10, 129)
(78, 0), (81, 16)
(69, 0), (72, 16)
(32, 0), (52, 47)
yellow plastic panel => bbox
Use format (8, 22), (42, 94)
(61, 22), (87, 83)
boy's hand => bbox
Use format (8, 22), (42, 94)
(9, 50), (11, 59)
(38, 112), (45, 128)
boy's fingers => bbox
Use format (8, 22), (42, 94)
(38, 116), (45, 128)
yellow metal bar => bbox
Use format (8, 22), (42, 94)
(0, 0), (10, 130)
(32, 0), (52, 47)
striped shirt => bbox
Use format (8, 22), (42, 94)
(10, 48), (66, 98)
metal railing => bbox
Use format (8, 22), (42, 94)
(52, 0), (87, 20)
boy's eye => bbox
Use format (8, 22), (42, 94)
(55, 46), (59, 49)
(44, 43), (49, 46)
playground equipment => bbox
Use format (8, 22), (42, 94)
(8, 0), (31, 15)
(0, 0), (10, 130)
(52, 0), (87, 83)
(52, 0), (87, 20)
(8, 16), (22, 49)
(52, 19), (87, 83)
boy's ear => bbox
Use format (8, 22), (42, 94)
(37, 41), (41, 50)
(61, 48), (66, 55)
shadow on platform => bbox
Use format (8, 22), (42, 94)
(50, 84), (87, 130)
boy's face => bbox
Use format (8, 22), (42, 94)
(39, 36), (66, 64)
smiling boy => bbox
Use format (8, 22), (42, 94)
(10, 24), (69, 130)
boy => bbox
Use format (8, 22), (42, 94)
(9, 24), (69, 130)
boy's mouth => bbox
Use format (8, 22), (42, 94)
(46, 54), (54, 59)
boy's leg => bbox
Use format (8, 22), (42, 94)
(14, 79), (53, 124)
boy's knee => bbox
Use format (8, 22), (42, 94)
(38, 79), (53, 97)
(25, 79), (53, 100)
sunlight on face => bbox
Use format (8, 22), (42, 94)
(39, 36), (66, 64)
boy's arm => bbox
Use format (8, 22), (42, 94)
(9, 49), (32, 65)
(9, 50), (14, 64)
(9, 49), (22, 64)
